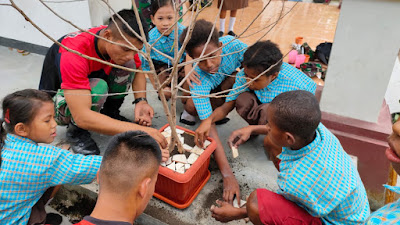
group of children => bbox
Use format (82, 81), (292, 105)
(0, 1), (397, 224)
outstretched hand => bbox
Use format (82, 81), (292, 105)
(186, 71), (201, 88)
(228, 126), (253, 148)
(210, 200), (246, 223)
(195, 119), (212, 147)
(134, 101), (153, 127)
(223, 175), (241, 206)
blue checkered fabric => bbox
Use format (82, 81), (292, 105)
(365, 185), (400, 224)
(141, 23), (186, 71)
(0, 134), (102, 225)
(277, 123), (370, 224)
(190, 36), (247, 120)
(226, 62), (317, 103)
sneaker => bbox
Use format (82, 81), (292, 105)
(227, 31), (237, 37)
(66, 123), (100, 155)
(219, 31), (224, 37)
(100, 98), (131, 122)
(179, 112), (196, 126)
(215, 117), (230, 125)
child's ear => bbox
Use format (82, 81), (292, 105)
(96, 171), (100, 184)
(103, 29), (112, 40)
(219, 42), (223, 48)
(150, 15), (155, 25)
(139, 178), (152, 198)
(285, 132), (296, 146)
(14, 122), (29, 137)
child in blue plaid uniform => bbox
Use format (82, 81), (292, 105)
(140, 0), (187, 101)
(196, 41), (316, 169)
(179, 19), (247, 205)
(0, 89), (102, 225)
(211, 91), (370, 224)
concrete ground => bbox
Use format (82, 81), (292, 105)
(0, 46), (278, 224)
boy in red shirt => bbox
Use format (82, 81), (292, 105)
(39, 9), (167, 155)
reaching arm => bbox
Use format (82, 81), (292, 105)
(228, 125), (269, 147)
(195, 101), (235, 147)
(64, 89), (167, 148)
(132, 66), (154, 126)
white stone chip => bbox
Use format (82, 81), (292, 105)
(176, 128), (185, 134)
(231, 145), (239, 158)
(233, 196), (247, 208)
(176, 165), (185, 174)
(179, 136), (185, 145)
(183, 144), (193, 151)
(161, 131), (171, 138)
(167, 161), (175, 171)
(172, 154), (187, 164)
(204, 140), (211, 148)
(160, 162), (167, 167)
(187, 153), (199, 164)
(192, 145), (204, 155)
(166, 157), (172, 165)
(175, 162), (184, 169)
(185, 164), (191, 170)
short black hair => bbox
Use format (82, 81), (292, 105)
(99, 131), (161, 192)
(108, 9), (149, 41)
(270, 90), (320, 140)
(151, 0), (174, 16)
(179, 19), (219, 58)
(243, 41), (283, 76)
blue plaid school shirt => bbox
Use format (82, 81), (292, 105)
(226, 62), (316, 103)
(0, 134), (102, 225)
(277, 123), (370, 224)
(141, 22), (186, 71)
(190, 36), (247, 120)
(365, 185), (400, 224)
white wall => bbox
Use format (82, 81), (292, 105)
(320, 0), (400, 123)
(0, 0), (132, 48)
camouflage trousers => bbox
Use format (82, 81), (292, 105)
(54, 60), (136, 125)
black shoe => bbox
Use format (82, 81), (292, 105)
(219, 31), (224, 37)
(66, 123), (100, 155)
(100, 98), (131, 122)
(215, 117), (230, 125)
(227, 31), (237, 37)
(179, 113), (196, 126)
(45, 213), (63, 225)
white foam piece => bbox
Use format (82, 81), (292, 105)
(160, 162), (167, 167)
(167, 161), (175, 171)
(176, 128), (185, 134)
(185, 164), (191, 170)
(166, 157), (172, 165)
(192, 145), (204, 155)
(204, 140), (211, 148)
(231, 146), (239, 158)
(176, 165), (185, 174)
(161, 131), (171, 138)
(172, 154), (187, 164)
(187, 153), (199, 164)
(179, 136), (185, 145)
(183, 144), (193, 151)
(176, 162), (185, 170)
(233, 196), (247, 208)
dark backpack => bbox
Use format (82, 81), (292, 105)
(315, 42), (332, 65)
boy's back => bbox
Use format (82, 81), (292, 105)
(278, 123), (370, 224)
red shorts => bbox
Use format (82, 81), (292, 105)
(257, 189), (323, 225)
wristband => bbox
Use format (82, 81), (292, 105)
(132, 97), (147, 105)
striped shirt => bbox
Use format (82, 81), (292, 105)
(190, 36), (247, 120)
(141, 23), (186, 71)
(278, 123), (370, 224)
(365, 185), (400, 224)
(226, 62), (317, 103)
(0, 134), (102, 225)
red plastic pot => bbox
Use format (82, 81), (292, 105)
(153, 124), (216, 209)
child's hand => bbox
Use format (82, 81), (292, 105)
(228, 126), (253, 148)
(161, 148), (170, 162)
(186, 71), (201, 88)
(210, 200), (245, 223)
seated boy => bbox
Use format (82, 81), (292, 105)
(196, 40), (316, 169)
(75, 130), (161, 225)
(39, 9), (167, 155)
(210, 90), (370, 224)
(179, 19), (247, 203)
(365, 119), (400, 224)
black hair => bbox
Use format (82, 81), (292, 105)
(108, 9), (149, 41)
(151, 0), (174, 16)
(100, 130), (161, 191)
(179, 19), (219, 58)
(0, 89), (53, 166)
(243, 41), (283, 76)
(270, 90), (321, 140)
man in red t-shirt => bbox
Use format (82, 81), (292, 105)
(39, 9), (167, 155)
(74, 131), (161, 225)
